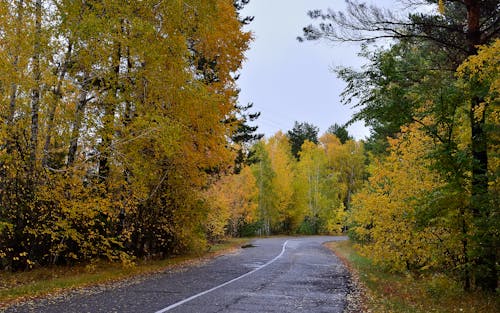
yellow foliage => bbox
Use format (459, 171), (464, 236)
(457, 38), (500, 199)
(204, 166), (258, 239)
(265, 132), (299, 230)
(0, 0), (251, 269)
(438, 0), (445, 14)
(349, 121), (463, 271)
(297, 140), (345, 234)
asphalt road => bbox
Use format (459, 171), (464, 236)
(4, 236), (351, 313)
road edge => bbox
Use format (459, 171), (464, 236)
(324, 241), (369, 313)
(0, 238), (251, 310)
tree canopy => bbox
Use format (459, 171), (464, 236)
(0, 0), (252, 270)
(286, 121), (319, 159)
(301, 0), (499, 291)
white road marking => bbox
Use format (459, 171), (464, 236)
(153, 240), (290, 313)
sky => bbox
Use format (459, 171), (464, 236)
(236, 0), (402, 140)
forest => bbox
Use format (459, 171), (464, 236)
(300, 0), (499, 292)
(0, 0), (498, 296)
(0, 0), (254, 270)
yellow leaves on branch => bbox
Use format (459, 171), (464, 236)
(457, 39), (500, 109)
(204, 166), (258, 239)
(457, 39), (500, 83)
(438, 0), (445, 14)
(350, 121), (450, 272)
(0, 0), (252, 268)
(456, 39), (499, 191)
(265, 132), (297, 227)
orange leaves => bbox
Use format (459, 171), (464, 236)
(0, 0), (251, 268)
(193, 0), (251, 86)
(204, 166), (258, 239)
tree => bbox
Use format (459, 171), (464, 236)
(0, 0), (252, 269)
(297, 140), (344, 234)
(327, 123), (352, 144)
(265, 132), (299, 232)
(301, 0), (499, 290)
(349, 120), (459, 272)
(321, 134), (365, 212)
(250, 141), (277, 235)
(456, 39), (499, 291)
(204, 166), (258, 240)
(287, 121), (319, 159)
(230, 102), (264, 174)
(335, 41), (436, 154)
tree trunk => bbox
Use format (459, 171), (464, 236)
(464, 0), (497, 291)
(98, 40), (121, 185)
(42, 42), (73, 168)
(5, 0), (24, 155)
(29, 0), (42, 180)
(67, 79), (89, 167)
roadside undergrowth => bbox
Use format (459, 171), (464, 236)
(326, 240), (499, 313)
(0, 238), (250, 308)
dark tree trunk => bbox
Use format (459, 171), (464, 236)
(464, 0), (497, 291)
(98, 41), (122, 185)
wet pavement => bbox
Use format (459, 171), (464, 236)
(3, 236), (351, 313)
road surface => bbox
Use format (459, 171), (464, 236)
(4, 236), (352, 313)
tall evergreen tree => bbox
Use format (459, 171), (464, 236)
(327, 123), (352, 144)
(231, 102), (264, 174)
(300, 0), (499, 290)
(286, 121), (319, 159)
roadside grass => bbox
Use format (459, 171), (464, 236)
(0, 237), (250, 307)
(326, 240), (499, 313)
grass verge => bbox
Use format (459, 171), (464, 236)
(0, 237), (250, 308)
(326, 240), (499, 313)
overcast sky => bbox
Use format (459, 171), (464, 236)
(236, 0), (414, 140)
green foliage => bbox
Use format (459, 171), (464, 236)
(336, 41), (443, 154)
(286, 121), (319, 159)
(303, 0), (499, 290)
(231, 102), (264, 174)
(328, 240), (499, 313)
(246, 131), (364, 235)
(326, 123), (352, 144)
(297, 215), (322, 235)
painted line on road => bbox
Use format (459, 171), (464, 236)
(154, 240), (290, 313)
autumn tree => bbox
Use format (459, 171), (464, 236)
(204, 166), (258, 240)
(301, 0), (499, 290)
(264, 132), (301, 232)
(242, 129), (366, 236)
(0, 0), (252, 269)
(296, 140), (344, 234)
(250, 141), (276, 235)
(349, 120), (460, 272)
(321, 133), (365, 212)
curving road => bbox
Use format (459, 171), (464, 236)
(4, 236), (351, 313)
